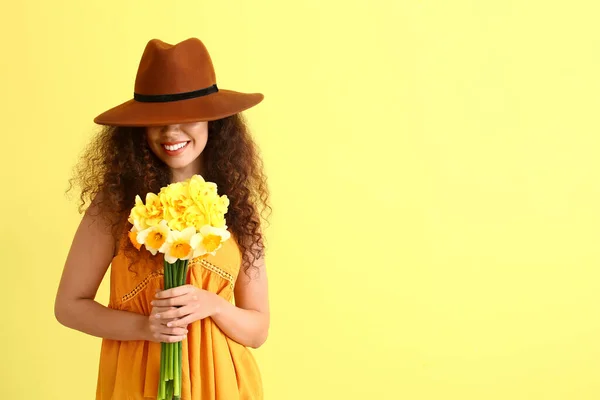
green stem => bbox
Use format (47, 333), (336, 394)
(173, 260), (187, 398)
(171, 260), (179, 287)
(166, 261), (173, 290)
(166, 379), (174, 400)
(170, 260), (175, 288)
(180, 259), (187, 286)
(170, 259), (175, 285)
(180, 340), (183, 382)
(175, 260), (182, 286)
(159, 260), (170, 399)
(181, 259), (189, 396)
(158, 342), (165, 399)
(164, 343), (170, 382)
(161, 259), (189, 399)
(168, 342), (173, 381)
(174, 340), (181, 396)
(180, 340), (184, 395)
(181, 260), (186, 284)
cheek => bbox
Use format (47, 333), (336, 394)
(146, 133), (162, 155)
(190, 129), (209, 152)
(146, 127), (160, 140)
(195, 133), (208, 149)
(146, 129), (159, 146)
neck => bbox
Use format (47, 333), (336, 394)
(170, 156), (204, 183)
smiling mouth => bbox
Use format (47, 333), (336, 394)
(162, 141), (190, 152)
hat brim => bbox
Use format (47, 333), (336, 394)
(93, 89), (263, 127)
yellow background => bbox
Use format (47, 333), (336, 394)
(1, 1), (599, 399)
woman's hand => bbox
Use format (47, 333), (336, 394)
(147, 305), (189, 343)
(151, 285), (221, 330)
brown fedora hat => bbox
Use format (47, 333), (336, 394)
(94, 38), (264, 126)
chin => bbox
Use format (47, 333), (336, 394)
(167, 160), (191, 169)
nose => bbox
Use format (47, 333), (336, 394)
(161, 124), (181, 133)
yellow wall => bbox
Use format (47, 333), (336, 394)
(1, 1), (599, 399)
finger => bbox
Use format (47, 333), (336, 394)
(156, 325), (188, 336)
(156, 304), (197, 320)
(150, 315), (179, 327)
(151, 295), (192, 308)
(151, 333), (187, 343)
(149, 321), (187, 336)
(155, 285), (195, 299)
(150, 310), (180, 323)
(151, 306), (176, 315)
(166, 314), (196, 328)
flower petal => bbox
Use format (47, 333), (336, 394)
(181, 226), (196, 240)
(136, 228), (151, 245)
(159, 242), (170, 254)
(190, 233), (202, 249)
(200, 225), (212, 236)
(164, 253), (177, 263)
(193, 244), (207, 258)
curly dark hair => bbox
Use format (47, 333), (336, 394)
(68, 113), (270, 275)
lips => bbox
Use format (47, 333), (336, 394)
(161, 141), (190, 156)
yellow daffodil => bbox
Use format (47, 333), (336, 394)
(128, 195), (148, 230)
(136, 220), (170, 255)
(191, 225), (231, 257)
(128, 193), (165, 230)
(188, 175), (216, 196)
(160, 181), (193, 220)
(161, 227), (197, 263)
(166, 216), (185, 232)
(188, 175), (218, 211)
(208, 196), (229, 228)
(185, 205), (210, 230)
(144, 193), (165, 227)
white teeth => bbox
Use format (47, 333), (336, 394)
(164, 142), (187, 151)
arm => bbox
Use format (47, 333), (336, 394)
(211, 256), (270, 348)
(54, 206), (185, 343)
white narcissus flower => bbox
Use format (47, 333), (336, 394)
(191, 225), (231, 258)
(160, 227), (197, 264)
(137, 220), (170, 255)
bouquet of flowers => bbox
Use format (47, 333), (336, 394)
(128, 175), (230, 400)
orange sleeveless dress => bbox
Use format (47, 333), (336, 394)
(96, 237), (263, 399)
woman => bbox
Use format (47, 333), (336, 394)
(55, 38), (270, 399)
